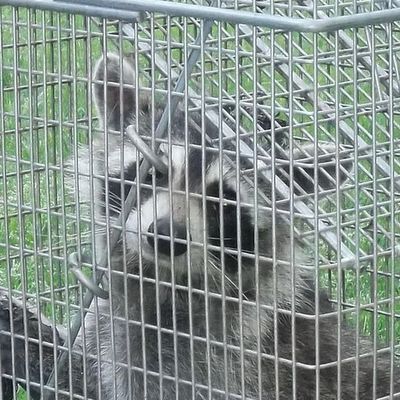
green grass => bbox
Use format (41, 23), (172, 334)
(0, 6), (399, 398)
(0, 9), (97, 325)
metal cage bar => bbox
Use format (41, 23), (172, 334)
(0, 1), (399, 400)
(1, 0), (400, 32)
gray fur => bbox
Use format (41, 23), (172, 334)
(62, 54), (397, 399)
(1, 53), (398, 399)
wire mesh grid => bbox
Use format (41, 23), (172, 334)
(0, 0), (399, 399)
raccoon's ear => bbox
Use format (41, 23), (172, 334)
(279, 143), (353, 194)
(93, 53), (136, 133)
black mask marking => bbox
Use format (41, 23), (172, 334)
(206, 181), (255, 273)
(99, 162), (138, 215)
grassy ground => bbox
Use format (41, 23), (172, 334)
(0, 5), (399, 399)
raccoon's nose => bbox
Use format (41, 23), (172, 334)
(147, 218), (189, 256)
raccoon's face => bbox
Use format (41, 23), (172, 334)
(76, 53), (353, 294)
(96, 134), (263, 283)
(85, 53), (271, 289)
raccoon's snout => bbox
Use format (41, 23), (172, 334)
(147, 218), (189, 257)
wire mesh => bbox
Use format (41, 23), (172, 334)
(0, 1), (399, 399)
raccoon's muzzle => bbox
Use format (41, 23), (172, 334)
(147, 218), (189, 256)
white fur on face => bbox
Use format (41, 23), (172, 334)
(107, 144), (141, 175)
(159, 142), (186, 187)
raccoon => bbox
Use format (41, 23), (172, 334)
(0, 53), (398, 399)
(58, 53), (398, 400)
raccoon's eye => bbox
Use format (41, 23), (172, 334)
(207, 182), (238, 212)
(223, 188), (236, 202)
(211, 189), (237, 211)
(144, 168), (164, 185)
(220, 189), (236, 208)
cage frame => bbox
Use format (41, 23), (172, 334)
(0, 0), (399, 399)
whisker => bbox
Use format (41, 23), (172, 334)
(207, 255), (248, 300)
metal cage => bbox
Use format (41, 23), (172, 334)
(0, 0), (399, 399)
